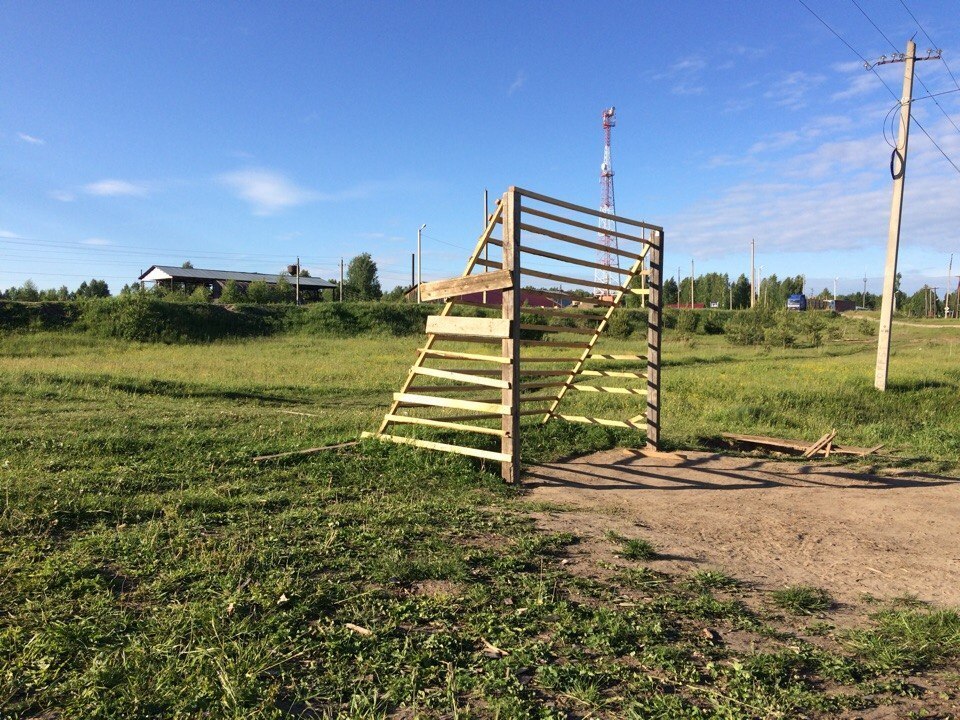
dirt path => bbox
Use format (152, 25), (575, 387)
(524, 449), (960, 607)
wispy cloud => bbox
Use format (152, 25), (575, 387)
(219, 167), (373, 216)
(50, 190), (76, 202)
(84, 179), (149, 197)
(764, 71), (825, 110)
(653, 55), (707, 96)
(0, 229), (19, 238)
(508, 71), (525, 95)
(17, 132), (45, 145)
(81, 237), (111, 246)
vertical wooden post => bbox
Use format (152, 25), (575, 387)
(646, 230), (662, 450)
(875, 39), (916, 391)
(500, 188), (522, 483)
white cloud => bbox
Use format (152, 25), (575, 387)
(81, 237), (111, 246)
(508, 71), (525, 95)
(17, 133), (45, 145)
(0, 229), (18, 238)
(219, 168), (374, 215)
(50, 190), (76, 202)
(764, 71), (825, 110)
(219, 168), (316, 215)
(84, 179), (149, 197)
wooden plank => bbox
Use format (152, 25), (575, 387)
(526, 288), (616, 307)
(428, 409), (547, 422)
(519, 323), (596, 335)
(571, 385), (648, 395)
(557, 415), (647, 429)
(393, 393), (509, 415)
(378, 204), (504, 434)
(517, 223), (649, 261)
(521, 205), (650, 244)
(362, 431), (510, 463)
(520, 339), (592, 349)
(426, 315), (510, 338)
(589, 353), (647, 361)
(475, 257), (628, 294)
(501, 188), (522, 483)
(720, 433), (885, 457)
(383, 414), (505, 436)
(578, 369), (647, 379)
(412, 366), (510, 389)
(514, 186), (662, 231)
(253, 441), (359, 461)
(646, 229), (662, 449)
(803, 430), (837, 458)
(418, 348), (511, 364)
(419, 269), (513, 302)
(487, 237), (634, 274)
(518, 356), (584, 363)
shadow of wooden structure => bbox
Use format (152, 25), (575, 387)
(364, 187), (664, 482)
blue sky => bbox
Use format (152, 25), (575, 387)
(2, 0), (959, 296)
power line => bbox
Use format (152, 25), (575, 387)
(851, 0), (960, 136)
(898, 0), (960, 91)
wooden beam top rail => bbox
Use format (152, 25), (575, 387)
(520, 205), (651, 244)
(433, 409), (549, 422)
(520, 339), (592, 349)
(577, 369), (647, 379)
(513, 186), (663, 232)
(588, 353), (647, 361)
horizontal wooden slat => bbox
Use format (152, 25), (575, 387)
(578, 369), (647, 379)
(361, 432), (510, 463)
(514, 186), (662, 232)
(518, 356), (585, 363)
(588, 354), (647, 361)
(628, 287), (650, 295)
(418, 348), (511, 363)
(521, 339), (592, 349)
(426, 315), (510, 338)
(408, 380), (567, 393)
(487, 237), (633, 275)
(412, 366), (509, 389)
(556, 415), (648, 429)
(419, 269), (513, 302)
(434, 409), (549, 422)
(513, 306), (606, 321)
(519, 323), (596, 335)
(514, 222), (648, 260)
(383, 414), (505, 437)
(393, 393), (510, 415)
(571, 385), (648, 395)
(475, 258), (627, 294)
(521, 205), (651, 244)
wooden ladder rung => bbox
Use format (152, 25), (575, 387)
(361, 432), (510, 463)
(382, 414), (505, 437)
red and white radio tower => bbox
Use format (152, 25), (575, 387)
(596, 106), (618, 294)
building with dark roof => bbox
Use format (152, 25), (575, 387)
(138, 265), (336, 301)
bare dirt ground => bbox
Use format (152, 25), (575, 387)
(523, 449), (960, 609)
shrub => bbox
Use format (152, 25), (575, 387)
(676, 311), (699, 336)
(606, 309), (634, 338)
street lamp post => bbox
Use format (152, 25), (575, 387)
(417, 223), (427, 303)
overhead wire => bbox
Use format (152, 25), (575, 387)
(898, 0), (960, 92)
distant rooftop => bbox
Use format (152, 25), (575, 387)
(139, 265), (336, 289)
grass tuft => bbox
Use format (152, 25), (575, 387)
(607, 531), (657, 561)
(772, 586), (834, 615)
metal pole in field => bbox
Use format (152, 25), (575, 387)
(875, 39), (917, 391)
(296, 256), (300, 306)
(417, 223), (426, 303)
(750, 238), (756, 308)
(946, 254), (953, 318)
(339, 258), (344, 302)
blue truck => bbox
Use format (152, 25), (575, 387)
(786, 293), (807, 311)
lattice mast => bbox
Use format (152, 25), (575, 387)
(596, 107), (618, 294)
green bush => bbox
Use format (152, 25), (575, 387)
(606, 309), (634, 338)
(0, 301), (82, 333)
(676, 311), (699, 335)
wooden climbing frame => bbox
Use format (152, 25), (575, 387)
(363, 186), (663, 482)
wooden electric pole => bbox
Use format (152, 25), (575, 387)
(750, 239), (756, 308)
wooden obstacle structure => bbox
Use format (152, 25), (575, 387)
(363, 186), (663, 482)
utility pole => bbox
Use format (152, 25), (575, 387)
(411, 253), (415, 291)
(945, 254), (953, 318)
(416, 223), (426, 303)
(833, 277), (838, 311)
(483, 189), (489, 304)
(690, 259), (695, 309)
(296, 256), (300, 306)
(874, 39), (939, 390)
(339, 258), (344, 302)
(862, 274), (868, 310)
(931, 287), (939, 318)
(750, 238), (756, 308)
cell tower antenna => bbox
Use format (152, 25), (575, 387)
(596, 106), (618, 295)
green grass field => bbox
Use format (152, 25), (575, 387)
(2, 321), (959, 717)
